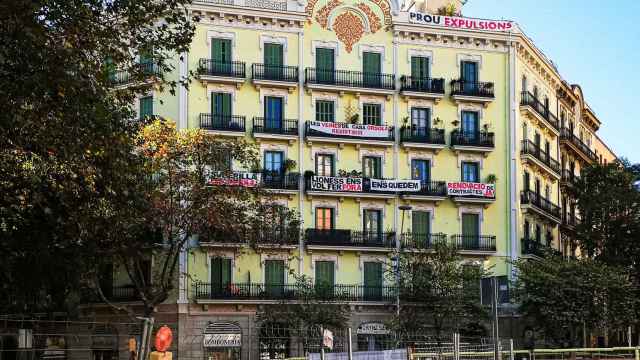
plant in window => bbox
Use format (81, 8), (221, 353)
(402, 116), (410, 127)
(452, 119), (460, 127)
(338, 169), (362, 178)
(348, 113), (359, 124)
(483, 123), (493, 132)
(436, 3), (459, 16)
(486, 174), (497, 184)
(433, 116), (443, 128)
(283, 159), (297, 173)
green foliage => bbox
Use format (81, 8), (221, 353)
(392, 241), (489, 339)
(0, 0), (196, 314)
(256, 274), (350, 331)
(513, 255), (638, 347)
(572, 161), (640, 278)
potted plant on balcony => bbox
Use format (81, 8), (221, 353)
(283, 159), (297, 173)
(338, 169), (362, 178)
(486, 174), (497, 184)
(483, 123), (493, 132)
(348, 113), (359, 124)
(451, 119), (460, 127)
(304, 170), (315, 178)
(433, 116), (443, 129)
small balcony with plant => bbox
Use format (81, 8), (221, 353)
(450, 79), (495, 105)
(521, 237), (558, 259)
(450, 125), (495, 154)
(399, 76), (445, 102)
(400, 232), (447, 251)
(199, 113), (246, 136)
(399, 116), (446, 152)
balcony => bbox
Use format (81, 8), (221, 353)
(305, 229), (395, 250)
(450, 130), (495, 154)
(199, 113), (246, 136)
(200, 227), (299, 247)
(305, 121), (394, 147)
(520, 140), (561, 178)
(197, 59), (246, 87)
(262, 172), (300, 193)
(561, 170), (580, 188)
(193, 282), (396, 303)
(521, 238), (556, 258)
(252, 64), (299, 90)
(399, 126), (446, 152)
(253, 117), (298, 141)
(399, 76), (445, 102)
(400, 232), (447, 250)
(450, 235), (496, 252)
(520, 190), (561, 223)
(560, 128), (597, 163)
(450, 80), (495, 106)
(109, 62), (162, 87)
(304, 68), (395, 95)
(561, 212), (578, 231)
(520, 91), (560, 133)
(83, 285), (141, 303)
(400, 180), (447, 202)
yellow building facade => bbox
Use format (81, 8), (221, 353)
(96, 0), (615, 358)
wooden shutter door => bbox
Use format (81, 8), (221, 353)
(265, 260), (284, 297)
(264, 43), (283, 79)
(363, 52), (381, 86)
(316, 48), (334, 83)
(412, 211), (430, 248)
(462, 214), (479, 248)
(363, 262), (382, 300)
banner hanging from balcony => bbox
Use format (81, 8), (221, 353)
(408, 12), (514, 32)
(447, 182), (496, 198)
(310, 176), (363, 192)
(206, 171), (261, 187)
(309, 121), (390, 138)
(370, 179), (421, 192)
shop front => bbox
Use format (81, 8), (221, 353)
(203, 322), (242, 360)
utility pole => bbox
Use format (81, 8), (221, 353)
(492, 277), (500, 360)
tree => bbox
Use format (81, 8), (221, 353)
(0, 0), (196, 314)
(513, 255), (638, 347)
(392, 242), (488, 342)
(572, 161), (640, 280)
(91, 119), (300, 318)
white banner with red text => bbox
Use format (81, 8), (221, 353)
(447, 182), (495, 198)
(308, 121), (390, 138)
(206, 171), (261, 188)
(409, 12), (514, 32)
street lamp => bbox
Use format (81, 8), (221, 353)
(396, 205), (412, 316)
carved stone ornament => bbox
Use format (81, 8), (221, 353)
(332, 11), (365, 53)
(356, 3), (382, 33)
(315, 0), (343, 28)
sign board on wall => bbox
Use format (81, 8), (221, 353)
(447, 182), (495, 198)
(408, 12), (514, 32)
(206, 171), (261, 187)
(310, 176), (363, 192)
(370, 179), (421, 192)
(356, 322), (390, 335)
(203, 334), (242, 348)
(309, 121), (390, 139)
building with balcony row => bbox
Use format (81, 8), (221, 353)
(86, 0), (616, 358)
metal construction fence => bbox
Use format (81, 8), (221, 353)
(2, 318), (640, 360)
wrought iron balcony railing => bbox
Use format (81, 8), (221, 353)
(305, 121), (394, 141)
(522, 238), (558, 258)
(199, 113), (246, 132)
(253, 117), (298, 136)
(400, 232), (447, 250)
(200, 226), (299, 245)
(562, 212), (578, 228)
(521, 140), (561, 174)
(450, 235), (496, 251)
(560, 128), (597, 161)
(193, 282), (397, 302)
(520, 91), (560, 130)
(450, 130), (495, 148)
(262, 171), (300, 191)
(400, 126), (446, 145)
(520, 190), (561, 219)
(400, 76), (445, 94)
(109, 62), (162, 86)
(305, 68), (395, 90)
(252, 63), (299, 82)
(83, 285), (141, 303)
(450, 79), (495, 98)
(198, 59), (246, 78)
(305, 229), (395, 248)
(409, 180), (447, 197)
(561, 170), (580, 185)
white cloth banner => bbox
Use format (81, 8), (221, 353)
(409, 12), (514, 32)
(309, 121), (390, 138)
(206, 171), (261, 188)
(370, 179), (421, 192)
(310, 176), (363, 192)
(447, 182), (495, 198)
(310, 349), (407, 360)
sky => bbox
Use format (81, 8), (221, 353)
(463, 0), (640, 162)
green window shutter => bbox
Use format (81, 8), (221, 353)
(264, 43), (283, 66)
(462, 214), (479, 237)
(412, 211), (430, 236)
(211, 258), (232, 295)
(315, 100), (334, 122)
(316, 48), (335, 83)
(139, 96), (153, 119)
(363, 52), (381, 86)
(315, 261), (334, 286)
(363, 262), (382, 300)
(212, 38), (232, 62)
(213, 93), (232, 117)
(411, 56), (429, 78)
(265, 260), (285, 297)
